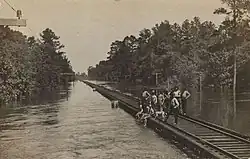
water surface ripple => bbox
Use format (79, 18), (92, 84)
(0, 82), (185, 159)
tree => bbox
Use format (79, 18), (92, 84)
(87, 6), (250, 102)
(0, 26), (34, 102)
(36, 28), (74, 90)
(0, 27), (74, 104)
(214, 0), (250, 117)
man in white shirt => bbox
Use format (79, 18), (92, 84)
(173, 86), (182, 112)
(181, 88), (191, 115)
(136, 88), (151, 127)
(157, 91), (165, 118)
(151, 90), (157, 116)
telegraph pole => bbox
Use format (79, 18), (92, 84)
(199, 74), (202, 112)
(152, 70), (161, 95)
(0, 5), (27, 27)
(155, 72), (161, 86)
(152, 69), (161, 86)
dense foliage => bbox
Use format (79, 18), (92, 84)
(0, 27), (74, 103)
(87, 0), (250, 90)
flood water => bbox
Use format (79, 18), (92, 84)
(113, 83), (250, 136)
(197, 88), (250, 136)
(0, 81), (186, 159)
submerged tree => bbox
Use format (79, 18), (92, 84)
(0, 27), (74, 104)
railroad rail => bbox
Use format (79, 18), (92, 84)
(81, 79), (250, 159)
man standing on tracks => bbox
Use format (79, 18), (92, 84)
(163, 89), (170, 119)
(173, 86), (182, 112)
(151, 90), (158, 117)
(142, 87), (150, 99)
(165, 92), (180, 125)
(157, 90), (165, 119)
(181, 87), (191, 115)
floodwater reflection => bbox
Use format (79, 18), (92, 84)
(0, 82), (186, 159)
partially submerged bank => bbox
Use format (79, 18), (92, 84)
(0, 26), (74, 105)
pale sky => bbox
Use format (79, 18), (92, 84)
(0, 0), (225, 73)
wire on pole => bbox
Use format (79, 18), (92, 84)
(3, 0), (16, 12)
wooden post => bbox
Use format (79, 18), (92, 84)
(232, 0), (237, 122)
(153, 72), (161, 86)
(233, 50), (237, 119)
(155, 73), (159, 86)
(199, 74), (202, 113)
(64, 76), (69, 101)
(167, 78), (170, 90)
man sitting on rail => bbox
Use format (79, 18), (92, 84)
(136, 100), (144, 119)
(136, 87), (150, 117)
(138, 100), (151, 127)
(136, 88), (151, 126)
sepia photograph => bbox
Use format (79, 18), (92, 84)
(1, 0), (250, 158)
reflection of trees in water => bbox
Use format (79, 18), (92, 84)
(37, 83), (74, 126)
(23, 83), (73, 105)
(197, 87), (234, 129)
(0, 83), (74, 131)
(218, 88), (232, 128)
(188, 88), (200, 117)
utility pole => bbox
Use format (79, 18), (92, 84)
(233, 49), (237, 118)
(152, 70), (161, 86)
(155, 72), (161, 86)
(232, 0), (237, 120)
(199, 74), (202, 113)
(0, 9), (27, 27)
(152, 71), (161, 95)
(167, 78), (170, 90)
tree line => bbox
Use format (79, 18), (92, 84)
(0, 26), (74, 104)
(87, 0), (250, 91)
(76, 72), (88, 79)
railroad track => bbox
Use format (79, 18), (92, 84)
(177, 115), (250, 159)
(83, 80), (250, 159)
(126, 97), (250, 158)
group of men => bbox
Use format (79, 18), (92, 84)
(135, 86), (191, 127)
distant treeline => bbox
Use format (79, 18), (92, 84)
(76, 72), (88, 79)
(87, 0), (250, 90)
(0, 26), (74, 103)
